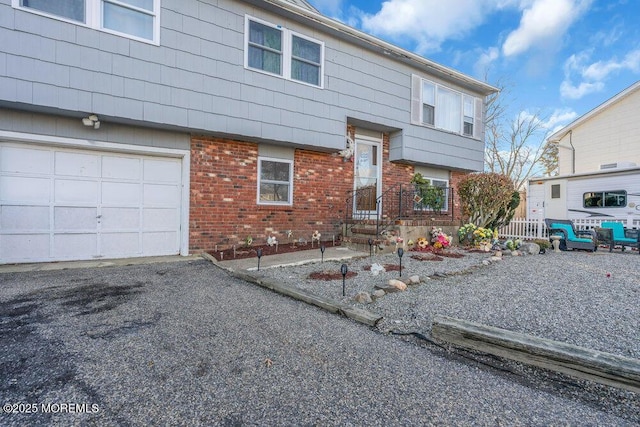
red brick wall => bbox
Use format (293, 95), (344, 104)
(190, 136), (354, 252)
(189, 133), (467, 252)
(449, 170), (467, 222)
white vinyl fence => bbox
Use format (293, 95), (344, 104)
(498, 217), (640, 240)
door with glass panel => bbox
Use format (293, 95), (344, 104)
(353, 138), (381, 215)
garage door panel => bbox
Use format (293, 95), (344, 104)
(55, 151), (99, 177)
(1, 176), (51, 203)
(144, 159), (181, 183)
(144, 184), (180, 206)
(143, 208), (178, 230)
(102, 182), (140, 205)
(54, 207), (98, 231)
(55, 179), (98, 204)
(101, 208), (139, 230)
(102, 156), (141, 180)
(101, 233), (140, 257)
(1, 234), (50, 260)
(1, 146), (52, 174)
(143, 231), (178, 255)
(53, 234), (97, 258)
(1, 206), (50, 230)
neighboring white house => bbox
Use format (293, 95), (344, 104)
(527, 81), (640, 224)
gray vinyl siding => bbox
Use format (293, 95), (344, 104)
(0, 0), (487, 170)
(0, 108), (190, 152)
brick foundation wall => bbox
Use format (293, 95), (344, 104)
(189, 133), (469, 252)
(190, 136), (354, 252)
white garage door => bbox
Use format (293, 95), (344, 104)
(0, 143), (183, 264)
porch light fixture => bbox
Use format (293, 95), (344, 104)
(82, 114), (100, 129)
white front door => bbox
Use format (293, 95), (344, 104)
(0, 143), (183, 263)
(353, 137), (381, 214)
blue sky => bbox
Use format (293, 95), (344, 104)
(307, 0), (640, 134)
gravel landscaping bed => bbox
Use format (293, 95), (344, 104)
(255, 248), (640, 360)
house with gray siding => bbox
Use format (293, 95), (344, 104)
(0, 0), (497, 264)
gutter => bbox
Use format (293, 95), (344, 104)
(258, 0), (498, 95)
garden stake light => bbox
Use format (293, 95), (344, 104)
(397, 248), (404, 277)
(256, 248), (263, 271)
(368, 238), (373, 257)
(340, 263), (348, 296)
(320, 244), (326, 263)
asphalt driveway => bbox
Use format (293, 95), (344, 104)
(1, 259), (638, 426)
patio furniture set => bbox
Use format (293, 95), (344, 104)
(544, 219), (639, 254)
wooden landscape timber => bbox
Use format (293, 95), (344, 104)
(432, 315), (640, 393)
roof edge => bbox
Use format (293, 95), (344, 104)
(260, 0), (498, 95)
(549, 80), (640, 142)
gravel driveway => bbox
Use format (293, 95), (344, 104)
(1, 257), (638, 426)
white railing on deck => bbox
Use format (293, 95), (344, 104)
(498, 217), (640, 240)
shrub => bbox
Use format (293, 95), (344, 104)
(458, 173), (516, 230)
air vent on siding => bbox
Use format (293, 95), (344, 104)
(600, 161), (637, 170)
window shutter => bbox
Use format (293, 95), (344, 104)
(474, 97), (484, 140)
(411, 74), (422, 125)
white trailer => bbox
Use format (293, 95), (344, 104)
(527, 165), (640, 223)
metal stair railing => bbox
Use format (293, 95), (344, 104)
(345, 184), (455, 238)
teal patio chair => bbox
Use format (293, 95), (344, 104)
(596, 222), (640, 254)
(544, 218), (597, 252)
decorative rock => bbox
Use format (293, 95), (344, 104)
(409, 275), (421, 285)
(489, 256), (502, 262)
(494, 250), (502, 258)
(482, 260), (491, 265)
(370, 263), (385, 276)
(520, 242), (540, 255)
(374, 279), (407, 293)
(354, 292), (373, 304)
(373, 289), (386, 298)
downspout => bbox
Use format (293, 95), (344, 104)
(568, 130), (575, 174)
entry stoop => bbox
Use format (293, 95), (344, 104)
(342, 221), (396, 254)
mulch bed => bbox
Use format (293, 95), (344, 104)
(208, 240), (341, 261)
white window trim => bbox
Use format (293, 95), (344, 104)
(412, 75), (482, 140)
(257, 156), (294, 206)
(418, 177), (450, 212)
(12, 0), (161, 45)
(244, 15), (324, 89)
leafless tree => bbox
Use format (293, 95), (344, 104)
(484, 81), (556, 190)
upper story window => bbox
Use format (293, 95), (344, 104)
(245, 16), (324, 88)
(412, 75), (482, 139)
(14, 0), (159, 44)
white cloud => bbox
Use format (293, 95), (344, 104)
(359, 0), (497, 54)
(560, 80), (604, 99)
(560, 49), (640, 100)
(543, 108), (578, 130)
(502, 0), (592, 57)
(582, 49), (640, 80)
(474, 47), (500, 77)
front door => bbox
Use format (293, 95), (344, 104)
(353, 137), (381, 214)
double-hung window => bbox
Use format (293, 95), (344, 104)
(14, 0), (160, 43)
(248, 20), (283, 76)
(245, 16), (324, 88)
(412, 75), (482, 139)
(258, 157), (293, 205)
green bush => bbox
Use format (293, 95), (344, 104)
(458, 172), (516, 230)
